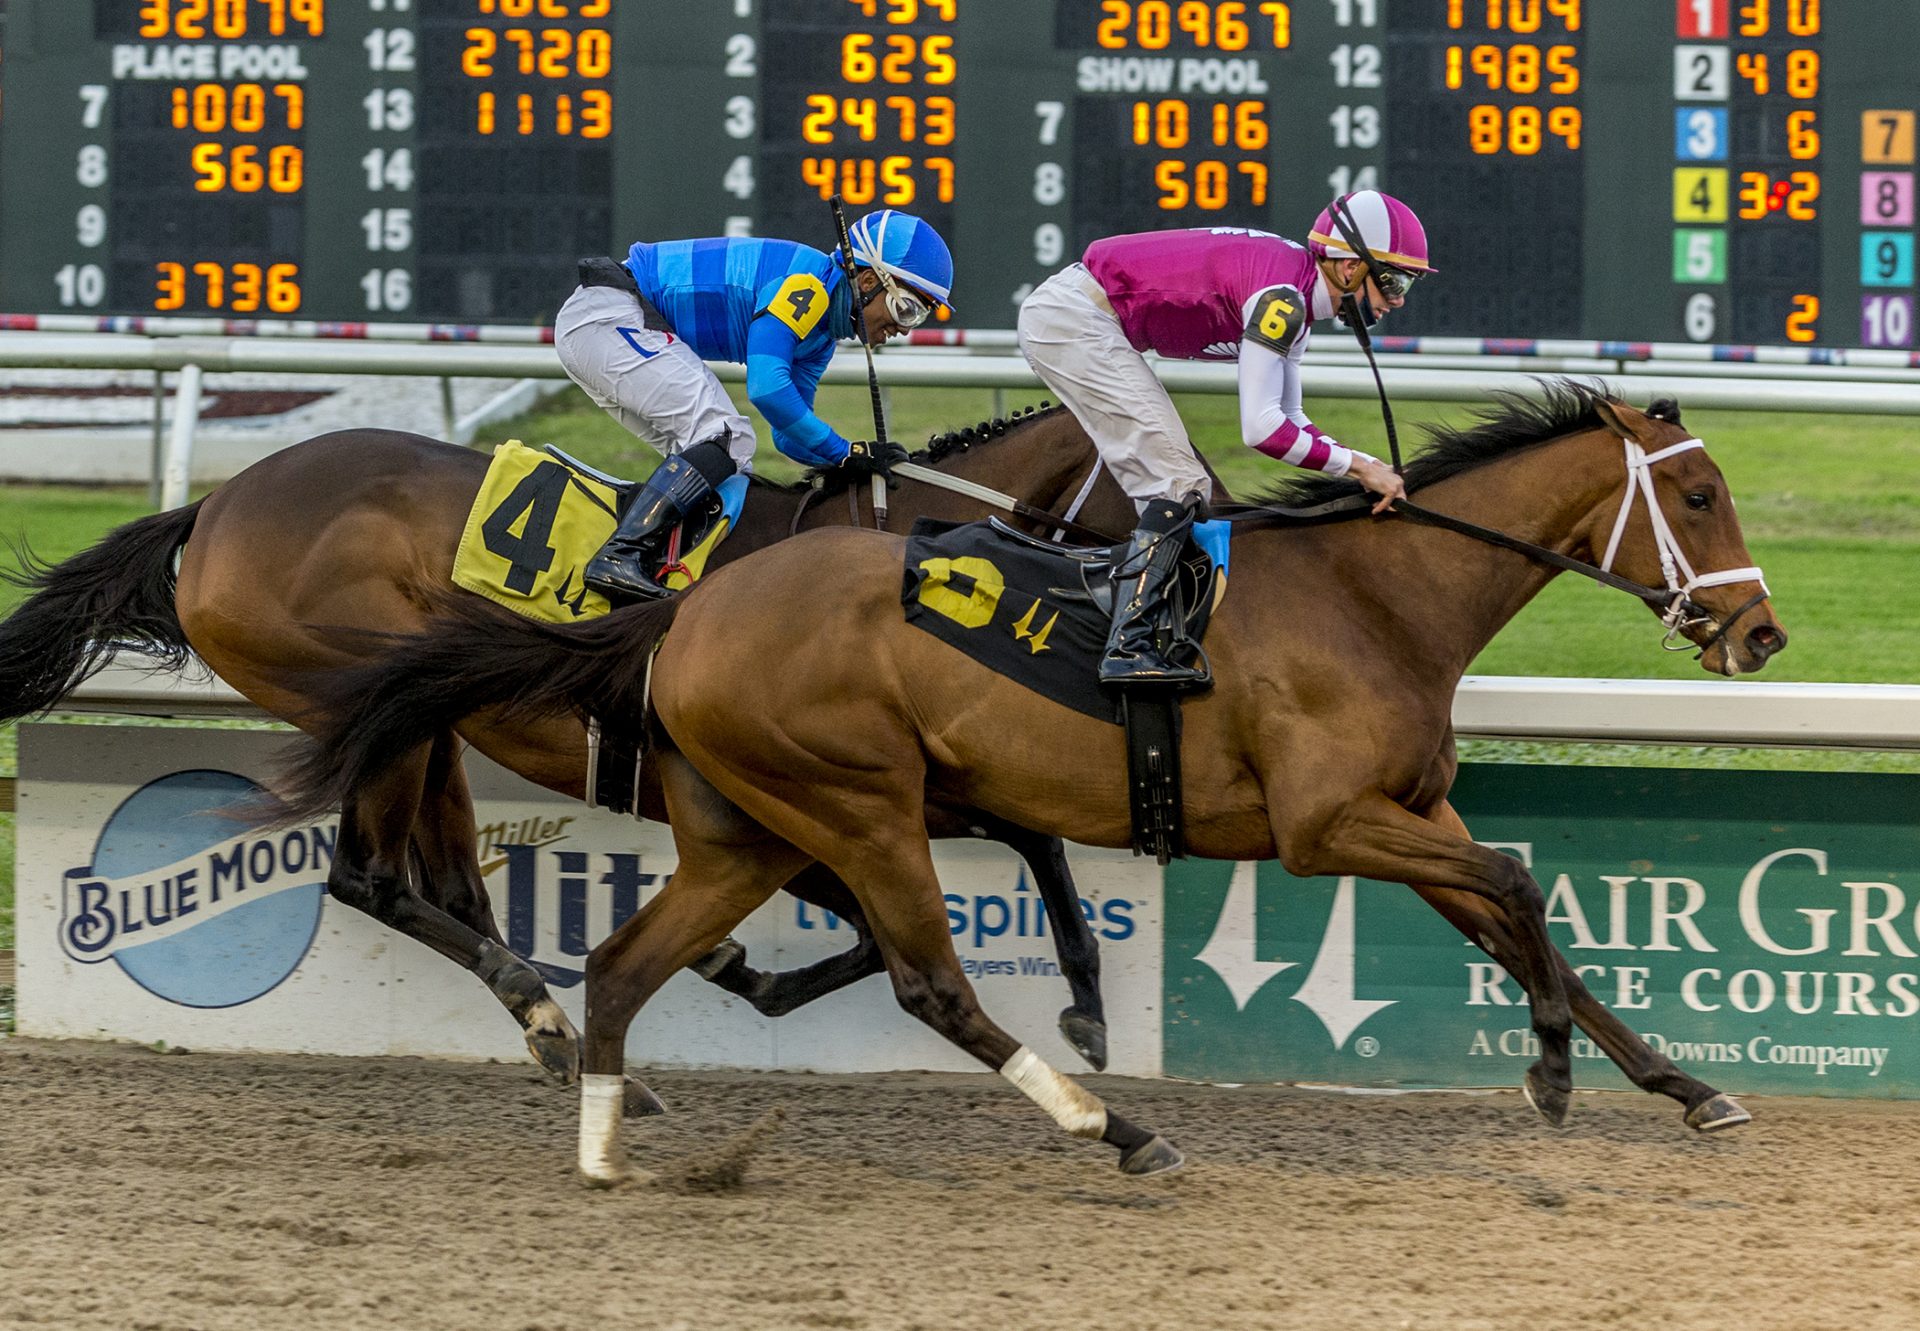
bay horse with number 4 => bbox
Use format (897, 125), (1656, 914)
(0, 407), (1142, 1088)
(279, 383), (1787, 1178)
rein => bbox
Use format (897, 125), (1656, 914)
(1267, 295), (1771, 654)
(787, 455), (1124, 544)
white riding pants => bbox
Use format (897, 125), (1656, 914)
(1017, 263), (1212, 509)
(553, 284), (756, 470)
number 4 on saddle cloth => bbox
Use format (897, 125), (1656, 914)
(453, 441), (750, 818)
(901, 516), (1231, 864)
(453, 440), (749, 624)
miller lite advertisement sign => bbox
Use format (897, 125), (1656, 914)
(15, 723), (1162, 1076)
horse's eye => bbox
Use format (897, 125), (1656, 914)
(1685, 491), (1713, 511)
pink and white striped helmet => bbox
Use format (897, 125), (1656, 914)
(1308, 190), (1436, 274)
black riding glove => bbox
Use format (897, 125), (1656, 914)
(840, 439), (910, 483)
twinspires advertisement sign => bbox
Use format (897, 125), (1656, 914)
(1165, 764), (1920, 1098)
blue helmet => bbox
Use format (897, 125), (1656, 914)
(841, 209), (954, 314)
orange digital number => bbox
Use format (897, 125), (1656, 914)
(1786, 49), (1819, 99)
(1786, 294), (1819, 343)
(1547, 44), (1579, 93)
(152, 256), (305, 310)
(463, 29), (498, 78)
(155, 262), (187, 311)
(139, 0), (324, 38)
(1132, 100), (1190, 148)
(192, 144), (304, 194)
(921, 95), (956, 145)
(1549, 105), (1582, 148)
(1787, 109), (1819, 160)
(1786, 170), (1820, 219)
(1153, 158), (1268, 209)
(1213, 100), (1268, 149)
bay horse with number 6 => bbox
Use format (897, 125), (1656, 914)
(278, 383), (1787, 1178)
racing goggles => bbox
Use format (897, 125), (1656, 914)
(1372, 265), (1422, 301)
(875, 270), (934, 329)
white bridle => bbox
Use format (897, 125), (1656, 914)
(1596, 437), (1769, 643)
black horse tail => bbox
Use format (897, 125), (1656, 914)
(274, 592), (684, 822)
(0, 501), (203, 724)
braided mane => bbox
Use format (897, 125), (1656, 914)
(924, 402), (1066, 462)
(750, 402), (1069, 496)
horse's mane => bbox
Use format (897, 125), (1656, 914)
(1247, 379), (1682, 513)
(746, 403), (1068, 497)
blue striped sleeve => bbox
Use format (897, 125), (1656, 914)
(746, 314), (849, 467)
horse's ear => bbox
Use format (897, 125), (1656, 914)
(1645, 397), (1683, 424)
(1592, 397), (1651, 442)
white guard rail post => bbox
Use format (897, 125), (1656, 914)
(56, 658), (1920, 750)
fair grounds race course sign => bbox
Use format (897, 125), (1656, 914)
(1165, 764), (1920, 1097)
(17, 721), (1919, 1095)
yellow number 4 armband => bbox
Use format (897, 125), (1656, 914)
(766, 272), (830, 339)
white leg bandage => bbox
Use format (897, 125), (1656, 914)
(1000, 1046), (1109, 1139)
(578, 1073), (627, 1180)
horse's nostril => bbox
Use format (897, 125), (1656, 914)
(1746, 624), (1787, 658)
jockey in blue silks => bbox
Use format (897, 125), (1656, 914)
(556, 210), (955, 602)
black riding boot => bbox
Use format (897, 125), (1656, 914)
(1099, 497), (1208, 688)
(584, 439), (735, 603)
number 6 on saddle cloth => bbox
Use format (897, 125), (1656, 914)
(453, 440), (749, 624)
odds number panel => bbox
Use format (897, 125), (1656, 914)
(7, 0), (1920, 344)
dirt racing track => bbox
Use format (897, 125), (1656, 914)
(2, 1039), (1916, 1331)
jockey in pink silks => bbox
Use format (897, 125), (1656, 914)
(1017, 190), (1437, 686)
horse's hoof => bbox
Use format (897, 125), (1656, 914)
(1059, 1009), (1109, 1072)
(623, 1077), (668, 1119)
(1686, 1092), (1752, 1133)
(578, 1165), (625, 1190)
(1522, 1063), (1571, 1127)
(690, 937), (748, 982)
(524, 1001), (582, 1083)
(1117, 1134), (1184, 1177)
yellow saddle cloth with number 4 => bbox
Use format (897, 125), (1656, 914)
(453, 441), (745, 623)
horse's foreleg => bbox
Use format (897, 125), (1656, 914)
(689, 863), (887, 1015)
(967, 815), (1108, 1071)
(1415, 802), (1749, 1133)
(327, 744), (580, 1083)
(828, 836), (1179, 1177)
(1290, 791), (1574, 1125)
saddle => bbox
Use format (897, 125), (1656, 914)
(901, 516), (1230, 864)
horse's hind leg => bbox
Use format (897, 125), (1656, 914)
(579, 758), (812, 1183)
(1414, 801), (1749, 1133)
(327, 740), (580, 1082)
(966, 814), (1108, 1071)
(691, 862), (886, 1016)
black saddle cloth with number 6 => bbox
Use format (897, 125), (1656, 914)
(900, 517), (1221, 723)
